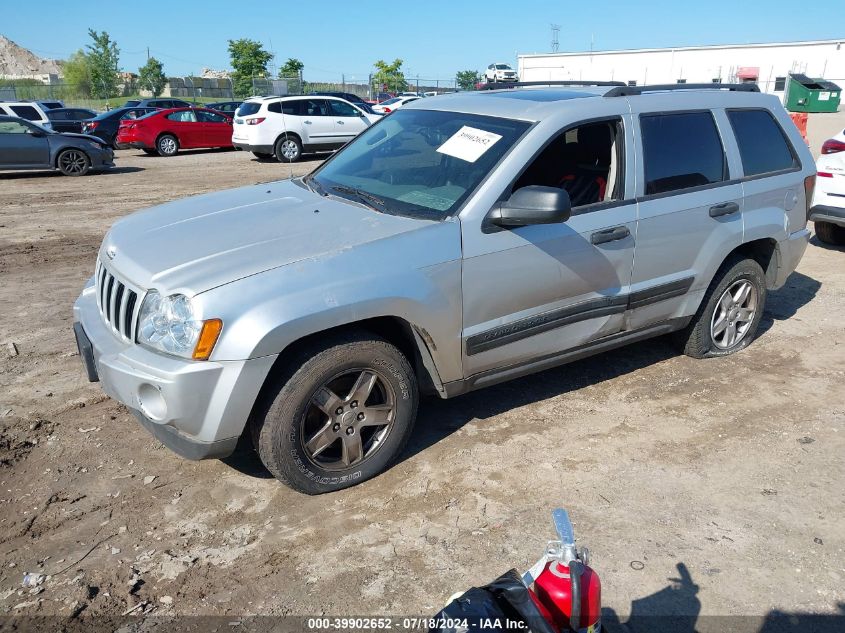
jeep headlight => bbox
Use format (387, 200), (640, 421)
(137, 291), (222, 360)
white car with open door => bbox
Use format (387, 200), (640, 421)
(231, 95), (379, 162)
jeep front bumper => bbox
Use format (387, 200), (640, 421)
(73, 279), (276, 459)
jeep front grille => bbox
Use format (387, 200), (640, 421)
(95, 258), (142, 342)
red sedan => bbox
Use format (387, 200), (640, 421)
(116, 107), (233, 156)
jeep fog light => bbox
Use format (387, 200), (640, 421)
(137, 291), (222, 360)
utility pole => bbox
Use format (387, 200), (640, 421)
(147, 47), (150, 61)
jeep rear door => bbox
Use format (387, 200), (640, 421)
(627, 108), (744, 331)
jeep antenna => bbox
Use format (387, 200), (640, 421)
(551, 24), (560, 53)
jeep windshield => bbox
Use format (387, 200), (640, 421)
(308, 109), (531, 220)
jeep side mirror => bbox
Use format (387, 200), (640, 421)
(489, 185), (572, 227)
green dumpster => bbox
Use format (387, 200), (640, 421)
(785, 74), (841, 113)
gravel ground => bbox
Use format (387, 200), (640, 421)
(1, 114), (844, 631)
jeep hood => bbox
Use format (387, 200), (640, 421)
(102, 179), (433, 295)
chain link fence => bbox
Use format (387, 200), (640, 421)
(1, 73), (460, 110)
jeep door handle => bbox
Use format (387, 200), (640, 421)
(591, 225), (630, 245)
(336, 120), (345, 124)
(709, 202), (740, 217)
(304, 120), (312, 125)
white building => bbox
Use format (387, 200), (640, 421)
(518, 39), (844, 97)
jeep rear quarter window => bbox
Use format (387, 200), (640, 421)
(726, 109), (799, 177)
(640, 111), (726, 195)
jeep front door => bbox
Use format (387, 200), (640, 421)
(460, 116), (638, 377)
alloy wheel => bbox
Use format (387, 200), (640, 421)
(710, 279), (758, 349)
(281, 140), (299, 160)
(159, 136), (177, 155)
(300, 368), (395, 471)
(59, 150), (88, 175)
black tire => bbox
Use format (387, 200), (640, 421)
(56, 148), (91, 176)
(251, 332), (418, 494)
(274, 134), (302, 163)
(815, 221), (845, 246)
(675, 256), (767, 359)
(156, 134), (179, 157)
(252, 151), (275, 161)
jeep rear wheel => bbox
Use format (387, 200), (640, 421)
(676, 256), (767, 359)
(251, 333), (418, 494)
(815, 221), (845, 246)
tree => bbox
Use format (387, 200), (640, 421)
(85, 29), (121, 99)
(373, 59), (407, 93)
(456, 69), (481, 91)
(279, 58), (304, 78)
(228, 39), (273, 98)
(62, 49), (92, 97)
(138, 57), (167, 97)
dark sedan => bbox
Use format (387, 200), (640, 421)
(46, 107), (98, 134)
(81, 107), (157, 147)
(0, 115), (114, 176)
(207, 101), (243, 117)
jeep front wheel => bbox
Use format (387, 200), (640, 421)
(252, 333), (418, 494)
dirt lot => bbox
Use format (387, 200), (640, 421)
(1, 115), (844, 631)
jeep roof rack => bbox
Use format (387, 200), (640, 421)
(603, 82), (760, 97)
(480, 80), (626, 90)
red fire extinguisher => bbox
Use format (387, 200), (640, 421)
(524, 509), (602, 632)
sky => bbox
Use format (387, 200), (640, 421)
(3, 0), (842, 83)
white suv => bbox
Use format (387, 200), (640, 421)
(0, 101), (52, 129)
(231, 95), (379, 162)
(485, 63), (518, 83)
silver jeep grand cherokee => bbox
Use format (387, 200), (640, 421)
(74, 82), (815, 494)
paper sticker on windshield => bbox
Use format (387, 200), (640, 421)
(436, 126), (502, 163)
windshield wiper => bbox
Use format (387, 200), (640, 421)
(330, 185), (387, 212)
(303, 174), (328, 196)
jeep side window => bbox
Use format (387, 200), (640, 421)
(512, 118), (624, 209)
(640, 111), (725, 195)
(726, 109), (799, 177)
